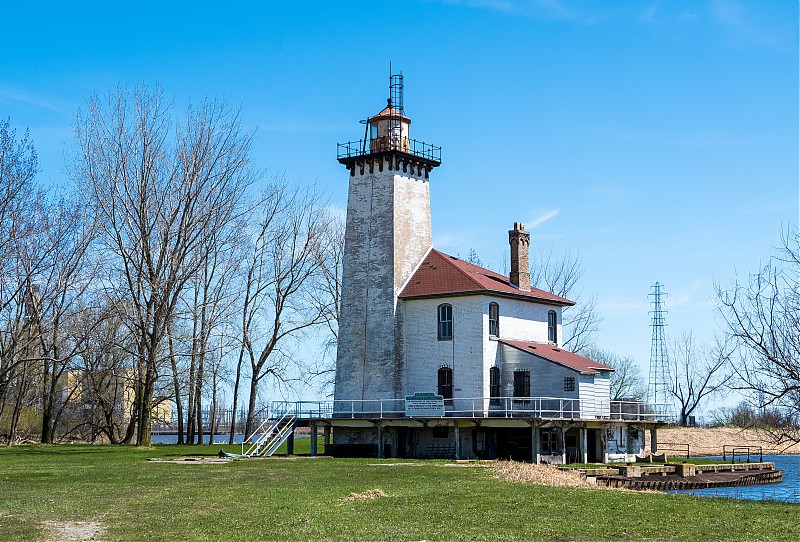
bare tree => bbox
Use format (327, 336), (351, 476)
(35, 196), (96, 443)
(718, 227), (800, 443)
(185, 230), (240, 445)
(234, 183), (328, 439)
(72, 86), (255, 445)
(583, 347), (646, 400)
(303, 209), (345, 393)
(0, 118), (48, 443)
(668, 332), (732, 426)
(77, 303), (137, 443)
(531, 249), (601, 354)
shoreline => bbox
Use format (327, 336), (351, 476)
(646, 426), (800, 456)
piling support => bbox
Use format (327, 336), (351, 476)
(531, 423), (540, 464)
(323, 425), (331, 455)
(310, 424), (318, 456)
(581, 425), (588, 464)
(454, 421), (462, 460)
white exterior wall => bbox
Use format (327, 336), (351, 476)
(334, 158), (432, 404)
(593, 372), (611, 416)
(497, 298), (563, 346)
(500, 345), (581, 401)
(401, 295), (485, 399)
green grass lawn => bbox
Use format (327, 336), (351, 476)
(1, 443), (798, 542)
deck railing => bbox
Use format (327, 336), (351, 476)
(270, 397), (670, 422)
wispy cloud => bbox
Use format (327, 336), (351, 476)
(710, 0), (790, 49)
(587, 125), (760, 149)
(0, 84), (65, 113)
(528, 209), (559, 228)
(434, 230), (475, 249)
(257, 113), (351, 134)
(438, 0), (574, 20)
(597, 298), (645, 314)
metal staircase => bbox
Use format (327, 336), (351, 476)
(242, 405), (297, 457)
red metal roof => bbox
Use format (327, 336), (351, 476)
(500, 339), (614, 374)
(369, 104), (410, 123)
(399, 249), (574, 305)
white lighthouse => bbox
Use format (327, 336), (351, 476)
(334, 73), (442, 406)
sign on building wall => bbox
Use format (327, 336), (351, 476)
(405, 392), (445, 417)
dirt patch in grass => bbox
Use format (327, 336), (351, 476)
(368, 462), (423, 467)
(45, 520), (105, 541)
(493, 461), (597, 488)
(146, 457), (231, 464)
(647, 427), (800, 456)
(340, 489), (389, 502)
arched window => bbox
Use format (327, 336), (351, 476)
(437, 303), (453, 340)
(548, 310), (557, 343)
(489, 366), (501, 405)
(438, 366), (453, 399)
(488, 302), (499, 337)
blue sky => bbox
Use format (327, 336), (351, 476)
(3, 1), (797, 404)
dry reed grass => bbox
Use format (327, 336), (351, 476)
(340, 489), (389, 502)
(493, 461), (596, 488)
(647, 427), (800, 456)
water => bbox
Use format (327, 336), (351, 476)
(150, 433), (311, 445)
(151, 433), (247, 445)
(669, 455), (800, 503)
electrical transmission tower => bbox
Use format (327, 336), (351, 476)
(648, 282), (670, 409)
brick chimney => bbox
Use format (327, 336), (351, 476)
(509, 222), (531, 291)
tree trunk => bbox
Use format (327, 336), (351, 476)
(245, 374), (259, 442)
(228, 343), (246, 444)
(168, 330), (184, 445)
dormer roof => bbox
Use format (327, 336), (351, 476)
(399, 248), (574, 306)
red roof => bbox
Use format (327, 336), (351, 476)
(369, 104), (410, 123)
(500, 339), (614, 374)
(399, 249), (574, 305)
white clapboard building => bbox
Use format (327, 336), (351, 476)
(258, 75), (667, 463)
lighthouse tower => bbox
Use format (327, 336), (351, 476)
(334, 74), (442, 406)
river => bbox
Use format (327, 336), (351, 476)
(669, 454), (800, 503)
(150, 433), (310, 445)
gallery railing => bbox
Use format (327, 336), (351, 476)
(337, 136), (442, 163)
(270, 397), (671, 422)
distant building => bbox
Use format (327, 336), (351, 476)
(268, 75), (666, 463)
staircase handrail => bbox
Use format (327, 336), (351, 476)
(262, 416), (298, 457)
(242, 405), (296, 456)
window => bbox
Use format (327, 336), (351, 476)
(513, 370), (530, 398)
(548, 310), (557, 343)
(541, 428), (562, 455)
(489, 366), (501, 405)
(438, 366), (453, 399)
(488, 302), (499, 337)
(432, 426), (449, 438)
(437, 304), (453, 340)
(564, 377), (576, 392)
